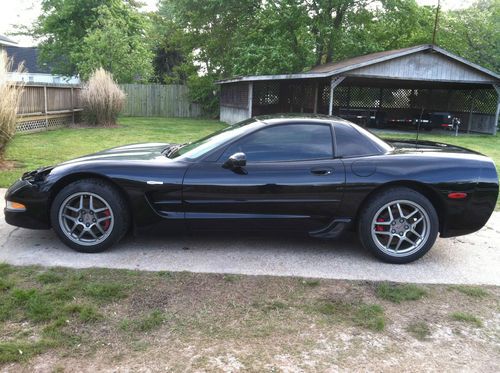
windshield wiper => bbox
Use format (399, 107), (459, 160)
(165, 143), (187, 158)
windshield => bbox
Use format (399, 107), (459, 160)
(167, 118), (257, 160)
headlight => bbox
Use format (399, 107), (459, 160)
(6, 200), (26, 211)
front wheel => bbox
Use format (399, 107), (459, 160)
(50, 179), (130, 253)
(358, 188), (439, 263)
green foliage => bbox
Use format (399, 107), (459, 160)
(353, 304), (386, 332)
(438, 0), (499, 71)
(449, 285), (490, 298)
(300, 279), (321, 287)
(32, 0), (153, 82)
(187, 74), (220, 117)
(311, 300), (386, 331)
(120, 310), (166, 333)
(407, 321), (431, 340)
(450, 312), (483, 327)
(36, 270), (64, 284)
(75, 5), (153, 82)
(82, 282), (127, 302)
(376, 283), (427, 303)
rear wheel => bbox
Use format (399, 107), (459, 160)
(50, 179), (129, 253)
(358, 188), (438, 263)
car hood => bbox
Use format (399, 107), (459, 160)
(58, 143), (173, 165)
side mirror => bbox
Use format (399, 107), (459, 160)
(223, 152), (246, 169)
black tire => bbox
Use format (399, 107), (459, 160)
(358, 187), (439, 264)
(50, 179), (130, 253)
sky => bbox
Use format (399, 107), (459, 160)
(0, 0), (476, 47)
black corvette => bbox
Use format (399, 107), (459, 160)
(4, 116), (498, 263)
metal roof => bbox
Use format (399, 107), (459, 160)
(216, 44), (499, 84)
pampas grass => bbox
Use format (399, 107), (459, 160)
(81, 68), (125, 126)
(0, 51), (24, 159)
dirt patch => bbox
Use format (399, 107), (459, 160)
(0, 159), (23, 171)
(0, 266), (498, 372)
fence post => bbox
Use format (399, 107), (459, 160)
(71, 87), (74, 125)
(43, 85), (48, 130)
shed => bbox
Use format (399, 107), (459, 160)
(217, 45), (500, 134)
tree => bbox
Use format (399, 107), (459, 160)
(31, 0), (152, 82)
(439, 0), (499, 72)
(74, 5), (153, 82)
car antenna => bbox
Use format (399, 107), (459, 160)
(415, 107), (424, 149)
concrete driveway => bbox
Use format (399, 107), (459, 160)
(1, 189), (499, 285)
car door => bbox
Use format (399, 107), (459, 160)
(182, 122), (346, 232)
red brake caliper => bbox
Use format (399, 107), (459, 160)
(375, 218), (385, 231)
(103, 209), (111, 231)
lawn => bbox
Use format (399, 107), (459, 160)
(1, 118), (499, 208)
(0, 264), (497, 370)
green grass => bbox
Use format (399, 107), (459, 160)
(450, 312), (483, 327)
(311, 300), (386, 331)
(0, 263), (496, 367)
(406, 321), (431, 341)
(120, 310), (166, 333)
(448, 285), (490, 298)
(0, 117), (224, 187)
(376, 283), (427, 303)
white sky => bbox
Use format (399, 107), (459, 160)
(0, 0), (475, 47)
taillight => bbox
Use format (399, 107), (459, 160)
(448, 192), (468, 199)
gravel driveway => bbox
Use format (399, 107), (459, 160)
(1, 189), (499, 285)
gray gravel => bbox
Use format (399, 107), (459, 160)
(1, 188), (499, 285)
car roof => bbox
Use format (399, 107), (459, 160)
(254, 114), (348, 126)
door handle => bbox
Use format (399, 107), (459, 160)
(310, 168), (333, 176)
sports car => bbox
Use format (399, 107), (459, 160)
(4, 115), (498, 263)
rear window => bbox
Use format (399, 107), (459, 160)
(334, 123), (387, 157)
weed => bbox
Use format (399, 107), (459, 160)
(120, 310), (166, 333)
(36, 270), (63, 284)
(376, 283), (427, 303)
(83, 282), (127, 302)
(450, 312), (483, 327)
(407, 321), (431, 340)
(353, 304), (385, 331)
(222, 274), (241, 283)
(300, 279), (320, 287)
(449, 285), (489, 298)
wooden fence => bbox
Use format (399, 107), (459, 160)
(15, 83), (203, 133)
(16, 83), (83, 133)
(120, 84), (202, 117)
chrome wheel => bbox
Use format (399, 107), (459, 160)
(371, 199), (430, 257)
(58, 192), (114, 246)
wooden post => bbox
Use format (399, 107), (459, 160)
(70, 87), (74, 125)
(248, 82), (253, 118)
(43, 85), (48, 130)
(313, 81), (318, 114)
(328, 76), (345, 116)
(467, 90), (475, 134)
(493, 84), (500, 136)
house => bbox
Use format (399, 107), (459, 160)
(217, 45), (500, 135)
(0, 34), (18, 49)
(1, 35), (80, 85)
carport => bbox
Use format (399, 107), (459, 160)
(217, 45), (500, 134)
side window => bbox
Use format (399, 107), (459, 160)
(334, 123), (381, 157)
(221, 124), (333, 162)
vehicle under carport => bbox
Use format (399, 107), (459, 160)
(217, 45), (500, 134)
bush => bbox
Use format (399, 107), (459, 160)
(81, 68), (125, 126)
(0, 51), (24, 158)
